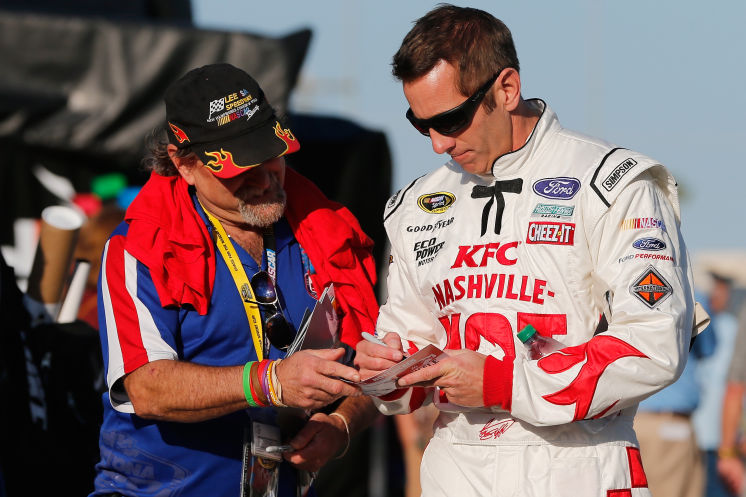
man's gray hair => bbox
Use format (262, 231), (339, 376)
(142, 128), (195, 176)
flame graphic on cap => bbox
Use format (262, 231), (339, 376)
(204, 148), (245, 173)
(274, 122), (300, 154)
(168, 122), (189, 143)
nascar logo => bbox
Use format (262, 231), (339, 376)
(417, 192), (456, 214)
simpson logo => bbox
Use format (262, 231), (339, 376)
(532, 203), (574, 218)
(526, 222), (575, 245)
(630, 265), (672, 309)
(633, 237), (666, 251)
(532, 177), (581, 200)
(602, 158), (637, 191)
(417, 192), (455, 214)
(620, 217), (667, 232)
(168, 122), (189, 143)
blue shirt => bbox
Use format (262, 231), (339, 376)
(92, 195), (318, 497)
(692, 311), (739, 449)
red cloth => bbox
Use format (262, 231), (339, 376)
(483, 355), (513, 410)
(123, 169), (378, 345)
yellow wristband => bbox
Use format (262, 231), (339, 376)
(718, 447), (740, 459)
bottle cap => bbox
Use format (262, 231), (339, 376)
(517, 324), (537, 343)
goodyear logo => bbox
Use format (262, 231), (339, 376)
(417, 192), (455, 214)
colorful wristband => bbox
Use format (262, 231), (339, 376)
(243, 361), (259, 407)
(250, 361), (269, 407)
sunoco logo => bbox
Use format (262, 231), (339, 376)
(417, 192), (456, 214)
(633, 237), (666, 251)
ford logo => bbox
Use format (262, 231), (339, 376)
(633, 237), (666, 251)
(532, 177), (581, 200)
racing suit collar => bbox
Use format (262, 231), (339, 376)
(490, 99), (558, 178)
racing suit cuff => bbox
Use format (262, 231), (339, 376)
(483, 355), (513, 410)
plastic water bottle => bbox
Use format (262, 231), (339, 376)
(517, 324), (565, 360)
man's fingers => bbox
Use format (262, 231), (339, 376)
(397, 362), (443, 387)
(306, 347), (346, 362)
(382, 332), (404, 350)
(289, 417), (324, 450)
(356, 340), (403, 363)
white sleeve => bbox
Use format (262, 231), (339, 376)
(372, 227), (439, 415)
(505, 171), (694, 426)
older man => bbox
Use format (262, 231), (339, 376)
(91, 63), (378, 497)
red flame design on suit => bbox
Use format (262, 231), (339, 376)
(539, 336), (648, 421)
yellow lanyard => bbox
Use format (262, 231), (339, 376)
(199, 200), (265, 360)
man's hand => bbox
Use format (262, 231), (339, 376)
(276, 348), (361, 410)
(354, 332), (405, 379)
(283, 412), (347, 472)
(397, 349), (487, 407)
(718, 455), (744, 495)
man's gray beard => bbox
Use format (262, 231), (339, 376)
(237, 190), (287, 227)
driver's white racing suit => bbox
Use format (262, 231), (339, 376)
(374, 100), (694, 497)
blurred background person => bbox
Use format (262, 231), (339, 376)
(634, 292), (716, 497)
(717, 303), (746, 496)
(694, 273), (740, 497)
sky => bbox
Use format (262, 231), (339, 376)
(192, 0), (746, 257)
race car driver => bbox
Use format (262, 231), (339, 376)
(355, 5), (695, 497)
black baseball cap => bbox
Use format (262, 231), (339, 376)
(164, 63), (300, 179)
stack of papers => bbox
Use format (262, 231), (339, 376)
(286, 284), (339, 356)
(350, 344), (447, 396)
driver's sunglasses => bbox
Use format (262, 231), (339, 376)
(405, 69), (503, 137)
(248, 271), (294, 352)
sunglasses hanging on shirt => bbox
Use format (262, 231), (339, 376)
(248, 270), (294, 353)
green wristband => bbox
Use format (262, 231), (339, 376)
(243, 361), (258, 407)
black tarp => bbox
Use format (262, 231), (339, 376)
(0, 10), (311, 244)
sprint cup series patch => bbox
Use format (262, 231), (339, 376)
(630, 265), (672, 309)
(417, 192), (455, 214)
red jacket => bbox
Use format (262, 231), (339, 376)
(123, 168), (378, 346)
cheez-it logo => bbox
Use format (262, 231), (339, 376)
(168, 122), (189, 143)
(526, 222), (575, 245)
